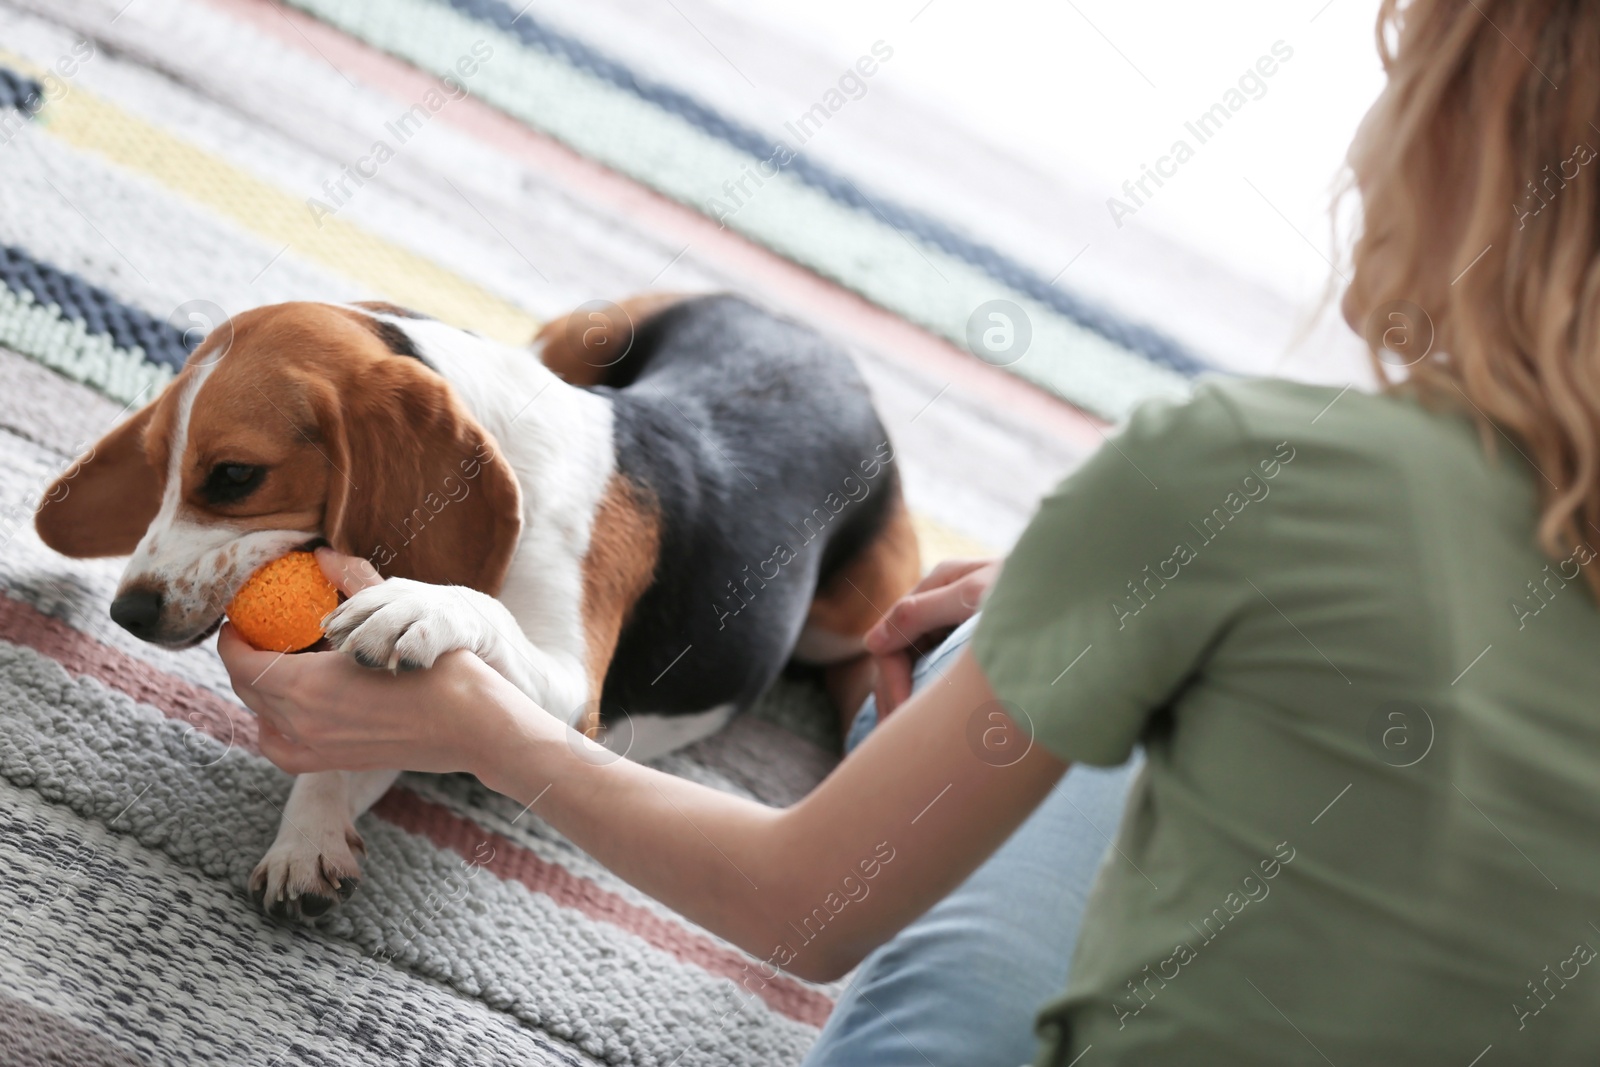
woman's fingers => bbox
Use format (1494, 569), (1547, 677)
(217, 623), (286, 699)
(315, 546), (384, 596)
(865, 584), (967, 655)
(257, 718), (320, 775)
(909, 558), (987, 596)
(216, 619), (266, 671)
(218, 611), (511, 778)
(861, 561), (1001, 715)
(866, 559), (1001, 655)
(217, 623), (312, 739)
(872, 651), (916, 717)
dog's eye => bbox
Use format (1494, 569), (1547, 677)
(202, 463), (265, 504)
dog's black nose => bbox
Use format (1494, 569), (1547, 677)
(109, 589), (163, 637)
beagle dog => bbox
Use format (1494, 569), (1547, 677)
(34, 293), (920, 920)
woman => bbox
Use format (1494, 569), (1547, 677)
(220, 1), (1600, 1062)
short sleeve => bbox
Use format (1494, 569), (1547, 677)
(972, 382), (1270, 765)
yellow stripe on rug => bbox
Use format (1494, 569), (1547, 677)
(5, 55), (538, 344)
(911, 513), (994, 564)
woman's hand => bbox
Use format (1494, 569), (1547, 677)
(863, 558), (1001, 717)
(216, 547), (538, 777)
(219, 555), (1061, 987)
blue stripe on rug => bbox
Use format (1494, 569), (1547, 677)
(440, 0), (1209, 379)
(0, 243), (189, 372)
(0, 66), (42, 113)
(0, 67), (187, 373)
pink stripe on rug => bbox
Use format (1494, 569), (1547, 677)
(0, 588), (833, 1026)
(0, 590), (260, 754)
(375, 788), (834, 1028)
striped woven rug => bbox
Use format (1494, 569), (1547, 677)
(0, 0), (1201, 1062)
(0, 0), (1206, 424)
(0, 342), (841, 1067)
(0, 2), (853, 1063)
(277, 0), (1206, 419)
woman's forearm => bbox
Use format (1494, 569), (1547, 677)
(482, 719), (798, 965)
(472, 650), (1067, 982)
(220, 606), (1066, 983)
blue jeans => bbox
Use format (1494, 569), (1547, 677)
(802, 617), (1142, 1067)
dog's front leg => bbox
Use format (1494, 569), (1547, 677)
(321, 578), (589, 723)
(251, 768), (399, 921)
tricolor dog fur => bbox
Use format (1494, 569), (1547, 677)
(34, 294), (920, 920)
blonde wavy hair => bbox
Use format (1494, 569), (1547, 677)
(1342, 0), (1600, 585)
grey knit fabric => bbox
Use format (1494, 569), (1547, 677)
(0, 776), (602, 1067)
(0, 993), (149, 1067)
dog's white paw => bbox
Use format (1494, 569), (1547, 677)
(249, 824), (364, 922)
(323, 578), (487, 673)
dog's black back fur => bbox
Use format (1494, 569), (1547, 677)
(590, 295), (897, 720)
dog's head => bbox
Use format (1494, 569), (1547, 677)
(35, 302), (523, 647)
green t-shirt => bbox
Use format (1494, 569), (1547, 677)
(974, 378), (1600, 1066)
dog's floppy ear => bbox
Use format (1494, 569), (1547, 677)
(34, 393), (166, 558)
(320, 359), (523, 594)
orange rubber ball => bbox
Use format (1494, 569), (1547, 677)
(225, 551), (341, 652)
